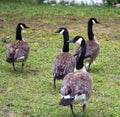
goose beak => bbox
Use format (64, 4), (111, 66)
(25, 26), (29, 28)
(55, 30), (59, 33)
(67, 39), (74, 43)
(24, 26), (29, 28)
(97, 21), (100, 24)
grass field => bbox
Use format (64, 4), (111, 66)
(0, 1), (120, 117)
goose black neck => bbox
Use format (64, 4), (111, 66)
(76, 41), (86, 70)
(16, 27), (22, 40)
(62, 31), (69, 52)
(88, 20), (94, 40)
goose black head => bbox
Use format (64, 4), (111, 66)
(89, 18), (100, 24)
(56, 27), (69, 52)
(56, 27), (68, 35)
(67, 36), (85, 45)
(16, 23), (29, 40)
(68, 36), (86, 70)
(17, 23), (29, 30)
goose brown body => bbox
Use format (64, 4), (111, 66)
(6, 40), (29, 63)
(60, 70), (92, 99)
(60, 36), (92, 117)
(52, 52), (76, 79)
(75, 37), (99, 64)
(74, 18), (100, 71)
(52, 28), (76, 89)
(85, 37), (99, 62)
(6, 23), (29, 72)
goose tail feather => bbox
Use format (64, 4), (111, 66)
(6, 58), (15, 63)
(59, 97), (74, 106)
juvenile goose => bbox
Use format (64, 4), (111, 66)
(52, 27), (76, 89)
(6, 23), (30, 72)
(74, 18), (100, 71)
(60, 36), (92, 117)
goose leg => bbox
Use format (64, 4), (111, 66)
(82, 100), (87, 117)
(21, 62), (24, 73)
(54, 77), (56, 89)
(70, 104), (78, 117)
(12, 62), (16, 71)
(70, 104), (74, 116)
(82, 104), (86, 117)
(87, 62), (91, 72)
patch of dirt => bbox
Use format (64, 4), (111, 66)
(0, 109), (17, 117)
(0, 109), (34, 117)
(32, 14), (120, 41)
(2, 12), (119, 43)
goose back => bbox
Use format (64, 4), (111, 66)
(52, 52), (76, 79)
(85, 37), (100, 60)
(6, 40), (29, 63)
(60, 69), (92, 102)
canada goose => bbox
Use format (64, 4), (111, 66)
(74, 18), (100, 71)
(60, 36), (92, 117)
(52, 27), (76, 89)
(6, 23), (30, 72)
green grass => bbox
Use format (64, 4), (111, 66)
(0, 1), (120, 117)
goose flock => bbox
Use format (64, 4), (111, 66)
(6, 18), (100, 117)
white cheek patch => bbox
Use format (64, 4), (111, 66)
(20, 24), (24, 29)
(60, 29), (65, 34)
(92, 19), (96, 24)
(76, 38), (83, 44)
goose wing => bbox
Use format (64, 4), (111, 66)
(61, 71), (92, 98)
(14, 42), (30, 59)
(52, 53), (76, 77)
(74, 46), (82, 62)
(85, 40), (99, 58)
(6, 40), (29, 61)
